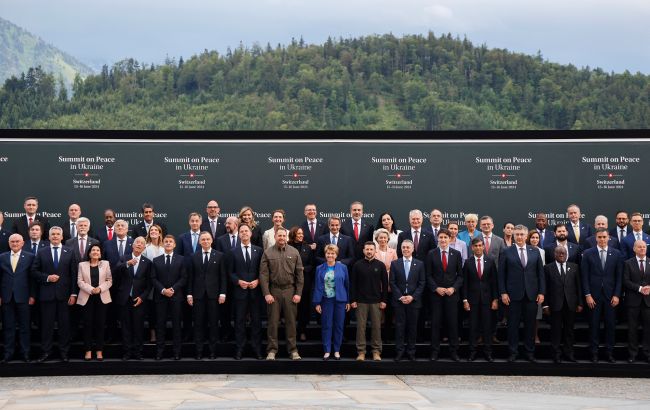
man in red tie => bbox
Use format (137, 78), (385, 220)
(12, 196), (50, 241)
(341, 201), (374, 263)
(95, 209), (116, 246)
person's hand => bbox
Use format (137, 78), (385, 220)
(436, 287), (446, 296)
(351, 302), (358, 309)
(463, 301), (470, 311)
(133, 297), (143, 307)
(315, 304), (322, 314)
(611, 296), (620, 307)
(501, 294), (510, 306)
(379, 302), (386, 310)
(187, 295), (194, 306)
(218, 295), (226, 304)
(265, 295), (275, 304)
(249, 279), (259, 289)
(536, 294), (544, 305)
(127, 258), (138, 266)
(576, 305), (583, 313)
(68, 295), (77, 305)
(48, 274), (60, 283)
(292, 295), (301, 304)
(238, 280), (249, 289)
(345, 304), (350, 312)
(586, 295), (596, 309)
(28, 297), (35, 306)
(490, 300), (498, 310)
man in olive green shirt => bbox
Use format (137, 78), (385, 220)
(260, 227), (304, 360)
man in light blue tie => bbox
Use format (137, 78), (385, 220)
(177, 212), (203, 258)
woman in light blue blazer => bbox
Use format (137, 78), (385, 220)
(313, 244), (350, 360)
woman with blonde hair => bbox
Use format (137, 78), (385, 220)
(239, 206), (263, 248)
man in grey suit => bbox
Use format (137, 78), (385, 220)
(65, 217), (100, 262)
(480, 216), (506, 264)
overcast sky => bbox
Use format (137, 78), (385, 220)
(2, 0), (649, 73)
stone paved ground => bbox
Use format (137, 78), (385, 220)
(0, 374), (648, 409)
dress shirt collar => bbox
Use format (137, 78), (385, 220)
(556, 261), (565, 271)
(598, 246), (608, 253)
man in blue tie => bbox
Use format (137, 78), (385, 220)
(23, 222), (48, 254)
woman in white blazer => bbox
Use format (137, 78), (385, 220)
(77, 244), (112, 361)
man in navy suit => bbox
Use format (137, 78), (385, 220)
(581, 228), (623, 362)
(201, 200), (227, 246)
(0, 213), (10, 253)
(12, 196), (50, 241)
(131, 202), (167, 239)
(316, 217), (355, 268)
(534, 212), (556, 248)
(103, 220), (134, 270)
(187, 232), (227, 360)
(229, 224), (264, 360)
(390, 240), (426, 361)
(340, 201), (374, 262)
(95, 209), (116, 246)
(176, 212), (203, 259)
(499, 225), (545, 362)
(0, 234), (35, 363)
(544, 224), (580, 264)
(610, 210), (630, 244)
(22, 222), (49, 254)
(566, 204), (592, 248)
(152, 235), (187, 360)
(623, 240), (650, 363)
(114, 236), (151, 360)
(426, 229), (463, 361)
(216, 217), (240, 253)
(32, 226), (78, 362)
(581, 215), (620, 254)
(620, 212), (650, 259)
(300, 203), (328, 249)
(61, 203), (83, 242)
(396, 209), (436, 259)
(462, 238), (498, 362)
(425, 208), (443, 247)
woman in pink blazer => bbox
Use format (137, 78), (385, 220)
(77, 244), (112, 361)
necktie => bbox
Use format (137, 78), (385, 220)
(204, 252), (209, 266)
(192, 232), (198, 252)
(637, 232), (641, 241)
(71, 223), (76, 238)
(231, 235), (236, 249)
(210, 220), (216, 237)
(28, 217), (33, 225)
(11, 253), (18, 272)
(573, 225), (580, 243)
(413, 230), (419, 251)
(560, 263), (566, 281)
(32, 242), (37, 254)
(620, 229), (625, 243)
(434, 228), (438, 237)
(404, 259), (411, 279)
(166, 254), (171, 266)
(442, 250), (448, 271)
(540, 230), (545, 244)
(118, 239), (125, 257)
(332, 235), (337, 245)
(310, 222), (315, 240)
(245, 245), (251, 267)
(600, 249), (606, 269)
(484, 236), (490, 253)
(52, 247), (59, 269)
(640, 260), (645, 274)
(354, 222), (359, 241)
(519, 247), (526, 267)
(476, 257), (482, 279)
(107, 227), (113, 241)
(79, 237), (85, 259)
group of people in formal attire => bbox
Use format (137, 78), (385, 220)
(1, 197), (649, 364)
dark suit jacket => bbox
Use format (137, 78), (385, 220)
(200, 217), (227, 247)
(95, 225), (114, 245)
(130, 220), (168, 240)
(623, 257), (650, 307)
(462, 255), (498, 305)
(176, 231), (201, 258)
(315, 233), (355, 267)
(151, 253), (187, 301)
(581, 235), (620, 252)
(580, 246), (623, 302)
(61, 220), (96, 242)
(31, 245), (79, 301)
(300, 219), (328, 245)
(216, 233), (240, 253)
(396, 229), (436, 259)
(425, 247), (463, 292)
(544, 242), (580, 264)
(22, 240), (49, 254)
(12, 214), (50, 241)
(0, 228), (9, 253)
(544, 261), (582, 311)
(227, 244), (263, 300)
(566, 222), (593, 247)
(188, 248), (227, 299)
(498, 245), (546, 300)
(610, 225), (630, 243)
(340, 219), (374, 260)
(389, 257), (426, 307)
(620, 231), (650, 260)
(103, 237), (134, 270)
(114, 253), (152, 305)
(65, 236), (100, 262)
(0, 251), (35, 303)
(536, 228), (556, 248)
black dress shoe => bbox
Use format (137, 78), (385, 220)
(590, 353), (599, 363)
(209, 353), (216, 360)
(234, 351), (242, 360)
(525, 354), (537, 363)
(468, 352), (477, 362)
(155, 354), (163, 361)
(450, 353), (460, 362)
(565, 354), (577, 363)
(394, 352), (404, 362)
(134, 354), (143, 361)
(628, 356), (635, 364)
(430, 353), (438, 361)
(174, 355), (181, 361)
(485, 353), (494, 362)
(61, 355), (69, 363)
(195, 354), (203, 360)
(407, 353), (416, 362)
(37, 354), (50, 363)
(122, 354), (131, 361)
(23, 355), (31, 363)
(0, 357), (9, 364)
(255, 353), (264, 360)
(507, 354), (517, 362)
(553, 355), (561, 364)
(607, 354), (616, 363)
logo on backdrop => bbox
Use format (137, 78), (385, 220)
(164, 156), (220, 190)
(268, 156), (324, 190)
(475, 156), (533, 190)
(582, 155), (639, 190)
(58, 155), (116, 190)
(371, 156), (427, 190)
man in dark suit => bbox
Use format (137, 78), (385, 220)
(187, 231), (227, 360)
(425, 208), (443, 247)
(623, 239), (650, 363)
(620, 212), (650, 260)
(542, 246), (582, 363)
(131, 202), (168, 239)
(228, 224), (264, 359)
(425, 229), (463, 361)
(22, 222), (49, 254)
(396, 209), (436, 259)
(544, 224), (580, 264)
(114, 236), (151, 360)
(499, 225), (545, 362)
(152, 235), (187, 360)
(390, 240), (426, 361)
(0, 213), (10, 253)
(201, 200), (227, 246)
(103, 220), (134, 270)
(65, 217), (100, 262)
(581, 215), (620, 253)
(534, 212), (556, 247)
(177, 212), (204, 259)
(12, 196), (50, 241)
(300, 203), (328, 249)
(566, 204), (592, 248)
(95, 209), (116, 245)
(31, 226), (78, 362)
(610, 210), (630, 244)
(0, 234), (35, 363)
(581, 228), (623, 362)
(216, 217), (240, 253)
(340, 201), (374, 261)
(316, 216), (355, 268)
(462, 238), (498, 362)
(61, 203), (83, 242)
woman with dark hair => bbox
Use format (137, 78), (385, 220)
(503, 222), (515, 247)
(374, 212), (401, 249)
(239, 206), (263, 248)
(77, 244), (112, 361)
(288, 226), (315, 341)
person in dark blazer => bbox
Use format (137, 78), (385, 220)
(390, 240), (426, 361)
(201, 200), (227, 246)
(498, 225), (545, 362)
(620, 213), (650, 260)
(610, 210), (630, 244)
(214, 216), (240, 342)
(425, 229), (463, 361)
(103, 220), (134, 270)
(396, 209), (435, 259)
(61, 203), (83, 242)
(131, 202), (168, 239)
(22, 222), (49, 254)
(580, 215), (620, 255)
(542, 246), (582, 363)
(32, 226), (78, 362)
(581, 228), (623, 363)
(289, 226), (316, 342)
(65, 217), (100, 262)
(0, 234), (35, 363)
(340, 201), (374, 262)
(543, 224), (580, 264)
(176, 212), (203, 259)
(0, 213), (10, 253)
(301, 203), (328, 248)
(316, 217), (355, 268)
(462, 238), (498, 362)
(239, 206), (263, 248)
(95, 209), (116, 246)
(623, 239), (650, 363)
(566, 204), (592, 248)
(114, 236), (151, 361)
(151, 234), (187, 360)
(12, 196), (50, 241)
(534, 212), (556, 248)
(187, 232), (227, 360)
(228, 224), (264, 360)
(215, 217), (240, 253)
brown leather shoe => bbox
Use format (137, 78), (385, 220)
(372, 352), (381, 361)
(356, 353), (365, 361)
